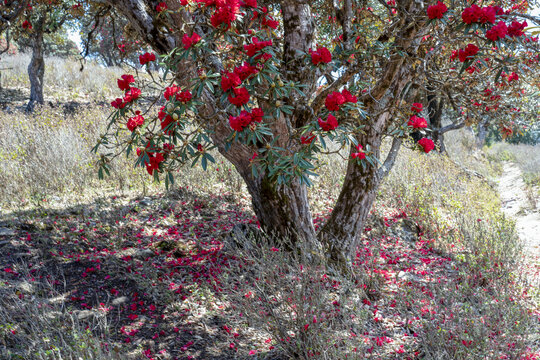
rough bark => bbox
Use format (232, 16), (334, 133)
(475, 118), (490, 149)
(26, 16), (46, 112)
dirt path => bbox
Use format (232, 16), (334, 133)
(498, 162), (540, 283)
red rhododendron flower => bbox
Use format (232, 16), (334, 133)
(251, 108), (264, 122)
(164, 85), (179, 101)
(301, 133), (316, 144)
(507, 72), (519, 82)
(158, 106), (175, 134)
(418, 138), (435, 153)
(234, 62), (258, 81)
(221, 71), (241, 92)
(427, 1), (447, 19)
(318, 113), (338, 131)
(461, 5), (482, 24)
(22, 20), (32, 30)
(228, 87), (250, 107)
(229, 110), (253, 131)
(411, 103), (423, 112)
(478, 6), (496, 24)
(123, 87), (141, 103)
(244, 37), (273, 58)
(210, 3), (239, 29)
(262, 16), (279, 29)
(486, 21), (508, 41)
(146, 152), (164, 175)
(351, 144), (366, 159)
(156, 2), (167, 12)
(127, 111), (145, 131)
(341, 89), (358, 103)
(507, 20), (527, 37)
(176, 90), (192, 103)
(117, 74), (135, 91)
(408, 115), (428, 129)
(182, 32), (201, 49)
(458, 44), (479, 62)
(139, 52), (156, 65)
(310, 46), (332, 65)
(111, 98), (125, 109)
(325, 91), (346, 111)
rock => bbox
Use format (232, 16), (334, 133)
(74, 310), (96, 321)
(397, 271), (424, 283)
(133, 249), (155, 260)
(112, 296), (129, 306)
(0, 227), (15, 236)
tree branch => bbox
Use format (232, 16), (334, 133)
(377, 137), (402, 180)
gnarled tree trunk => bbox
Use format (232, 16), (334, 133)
(26, 16), (46, 112)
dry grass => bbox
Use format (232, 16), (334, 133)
(0, 53), (124, 102)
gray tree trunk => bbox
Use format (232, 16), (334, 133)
(26, 16), (46, 112)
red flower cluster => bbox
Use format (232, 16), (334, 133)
(418, 138), (435, 153)
(156, 2), (167, 12)
(318, 113), (338, 131)
(137, 147), (164, 175)
(158, 106), (176, 134)
(324, 89), (357, 111)
(486, 21), (508, 41)
(408, 115), (428, 129)
(176, 90), (192, 103)
(244, 37), (273, 58)
(127, 111), (144, 131)
(182, 33), (201, 49)
(139, 52), (156, 65)
(501, 126), (513, 137)
(351, 144), (366, 159)
(508, 20), (527, 37)
(427, 1), (448, 19)
(234, 62), (258, 81)
(123, 87), (142, 103)
(309, 46), (332, 65)
(301, 133), (316, 145)
(163, 85), (192, 103)
(461, 5), (496, 25)
(22, 20), (32, 30)
(209, 1), (240, 29)
(117, 74), (135, 91)
(164, 85), (179, 101)
(228, 87), (250, 107)
(221, 71), (241, 92)
(507, 72), (519, 82)
(411, 103), (423, 112)
(111, 83), (141, 109)
(458, 44), (479, 62)
(228, 108), (263, 131)
(262, 15), (279, 29)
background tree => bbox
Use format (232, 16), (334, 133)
(93, 0), (539, 268)
(15, 27), (79, 57)
(79, 3), (145, 67)
(5, 0), (81, 111)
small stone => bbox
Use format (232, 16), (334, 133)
(0, 227), (15, 236)
(112, 296), (129, 306)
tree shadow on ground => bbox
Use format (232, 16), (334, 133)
(0, 187), (271, 360)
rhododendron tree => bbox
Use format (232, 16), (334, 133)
(94, 0), (539, 266)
